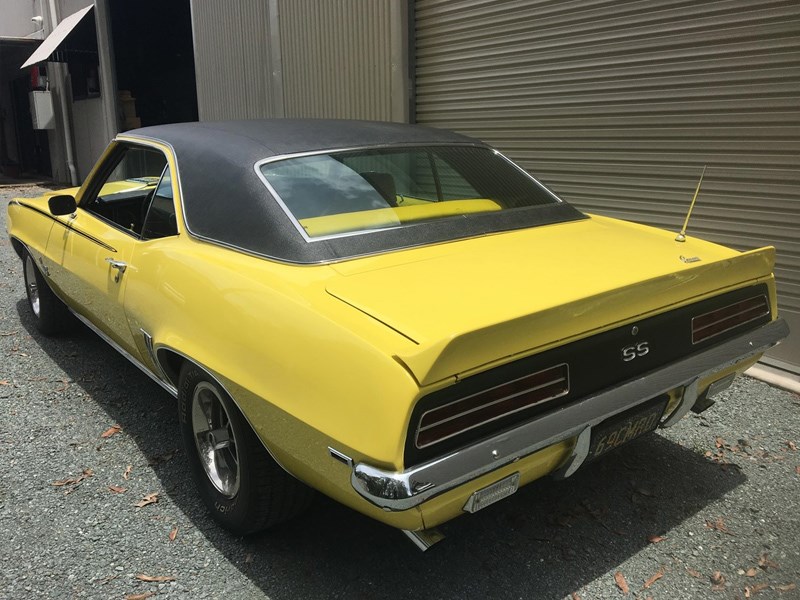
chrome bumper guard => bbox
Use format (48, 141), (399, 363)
(351, 318), (789, 511)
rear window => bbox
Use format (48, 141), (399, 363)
(257, 146), (561, 240)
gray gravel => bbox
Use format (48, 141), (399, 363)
(2, 184), (799, 600)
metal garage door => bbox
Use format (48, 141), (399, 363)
(415, 0), (800, 371)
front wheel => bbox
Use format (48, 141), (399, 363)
(22, 250), (71, 336)
(178, 363), (314, 535)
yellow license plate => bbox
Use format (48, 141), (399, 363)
(587, 397), (668, 461)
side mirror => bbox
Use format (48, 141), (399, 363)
(48, 194), (77, 216)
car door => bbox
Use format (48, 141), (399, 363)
(46, 142), (169, 357)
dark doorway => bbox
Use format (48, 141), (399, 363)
(109, 0), (198, 129)
(1, 39), (52, 179)
(10, 75), (52, 177)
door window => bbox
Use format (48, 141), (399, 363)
(82, 145), (167, 236)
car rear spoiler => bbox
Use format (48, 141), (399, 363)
(395, 247), (778, 387)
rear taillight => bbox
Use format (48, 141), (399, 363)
(414, 363), (569, 449)
(692, 295), (769, 344)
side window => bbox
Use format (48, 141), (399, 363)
(83, 145), (168, 235)
(141, 166), (178, 240)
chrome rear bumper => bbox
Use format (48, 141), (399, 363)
(351, 318), (789, 511)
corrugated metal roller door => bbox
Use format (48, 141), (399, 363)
(415, 0), (800, 370)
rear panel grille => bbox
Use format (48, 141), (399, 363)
(415, 364), (569, 449)
(692, 295), (769, 344)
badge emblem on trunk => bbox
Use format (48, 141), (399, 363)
(622, 341), (650, 362)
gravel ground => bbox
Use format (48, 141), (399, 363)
(2, 184), (799, 600)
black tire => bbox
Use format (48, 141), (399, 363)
(178, 362), (314, 535)
(22, 250), (71, 336)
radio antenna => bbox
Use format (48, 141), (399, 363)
(675, 165), (707, 242)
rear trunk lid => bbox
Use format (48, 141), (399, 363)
(326, 215), (775, 386)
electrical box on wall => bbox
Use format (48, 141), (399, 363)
(30, 90), (55, 129)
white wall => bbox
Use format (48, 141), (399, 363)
(71, 96), (105, 179)
(47, 0), (110, 184)
(0, 0), (46, 39)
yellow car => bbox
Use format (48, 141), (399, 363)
(6, 120), (788, 550)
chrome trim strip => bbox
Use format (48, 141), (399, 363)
(62, 222), (118, 252)
(116, 134), (187, 236)
(68, 310), (178, 398)
(491, 148), (564, 204)
(16, 200), (62, 223)
(254, 161), (395, 243)
(17, 201), (118, 252)
(414, 363), (569, 449)
(328, 447), (354, 467)
(691, 294), (769, 344)
(22, 244), (174, 396)
(140, 328), (155, 357)
(139, 328), (170, 382)
(351, 318), (789, 511)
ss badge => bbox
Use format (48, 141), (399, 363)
(622, 341), (650, 362)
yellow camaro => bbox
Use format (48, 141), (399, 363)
(6, 120), (788, 550)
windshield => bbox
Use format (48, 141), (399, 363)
(257, 146), (561, 240)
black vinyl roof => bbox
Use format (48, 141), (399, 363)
(128, 119), (479, 157)
(123, 119), (585, 264)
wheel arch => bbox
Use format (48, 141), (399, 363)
(155, 346), (184, 389)
(10, 236), (25, 259)
(153, 345), (300, 480)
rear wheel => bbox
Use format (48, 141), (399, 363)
(22, 250), (70, 336)
(178, 363), (314, 535)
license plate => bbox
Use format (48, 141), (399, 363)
(587, 397), (668, 462)
(707, 373), (736, 397)
(463, 472), (520, 513)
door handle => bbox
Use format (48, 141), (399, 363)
(105, 258), (127, 282)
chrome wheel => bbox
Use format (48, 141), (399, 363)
(180, 363), (315, 534)
(24, 255), (41, 317)
(191, 381), (240, 498)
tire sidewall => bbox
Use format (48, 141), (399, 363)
(22, 250), (65, 335)
(179, 364), (256, 534)
(23, 253), (40, 318)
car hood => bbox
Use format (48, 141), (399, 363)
(326, 214), (776, 386)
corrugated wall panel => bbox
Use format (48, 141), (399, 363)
(190, 0), (280, 120)
(415, 0), (800, 369)
(191, 1), (406, 122)
(278, 0), (396, 120)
